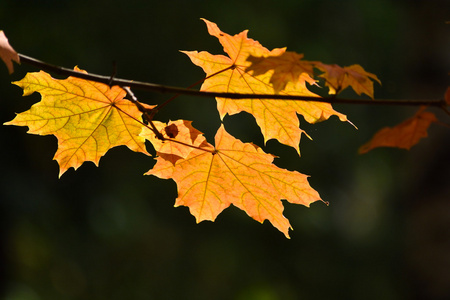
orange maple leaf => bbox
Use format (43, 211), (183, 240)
(315, 62), (381, 99)
(246, 51), (316, 93)
(0, 30), (20, 74)
(183, 19), (347, 154)
(140, 119), (206, 164)
(5, 69), (150, 176)
(147, 125), (322, 238)
(359, 107), (437, 154)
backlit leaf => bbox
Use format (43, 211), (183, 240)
(147, 125), (322, 238)
(0, 30), (20, 74)
(315, 62), (381, 98)
(246, 51), (316, 93)
(183, 19), (347, 154)
(359, 107), (437, 153)
(5, 69), (150, 176)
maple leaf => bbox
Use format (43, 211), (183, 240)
(147, 125), (322, 238)
(183, 19), (347, 154)
(0, 30), (20, 74)
(5, 68), (150, 176)
(140, 119), (206, 164)
(315, 62), (381, 99)
(359, 107), (437, 153)
(246, 51), (317, 93)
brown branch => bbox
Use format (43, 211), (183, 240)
(18, 54), (447, 108)
(155, 65), (235, 112)
(122, 86), (164, 140)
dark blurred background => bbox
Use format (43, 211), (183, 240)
(1, 0), (449, 299)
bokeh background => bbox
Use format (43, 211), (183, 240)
(1, 0), (449, 299)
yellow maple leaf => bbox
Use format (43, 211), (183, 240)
(5, 69), (150, 176)
(183, 19), (347, 154)
(147, 125), (322, 238)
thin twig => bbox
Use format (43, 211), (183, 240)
(123, 86), (163, 140)
(123, 87), (215, 154)
(108, 61), (117, 86)
(18, 53), (447, 108)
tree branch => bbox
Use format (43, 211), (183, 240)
(18, 54), (446, 108)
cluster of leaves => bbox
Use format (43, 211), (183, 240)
(1, 20), (448, 237)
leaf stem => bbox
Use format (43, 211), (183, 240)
(120, 87), (214, 153)
(17, 54), (447, 108)
(122, 86), (164, 140)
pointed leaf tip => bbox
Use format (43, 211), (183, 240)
(0, 30), (20, 74)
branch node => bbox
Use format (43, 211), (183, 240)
(123, 86), (163, 138)
(108, 61), (117, 86)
